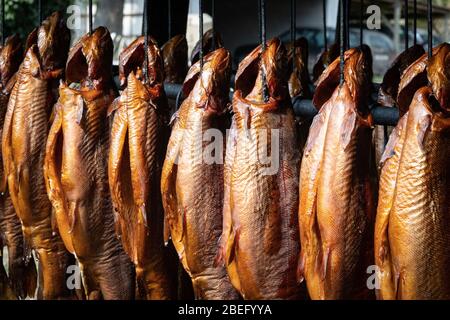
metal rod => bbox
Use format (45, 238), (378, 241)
(413, 0), (417, 45)
(88, 0), (92, 34)
(168, 0), (171, 39)
(199, 0), (204, 71)
(428, 0), (432, 58)
(1, 0), (5, 45)
(38, 0), (42, 24)
(404, 0), (408, 49)
(345, 0), (349, 50)
(339, 0), (345, 85)
(211, 0), (216, 50)
(360, 0), (363, 46)
(143, 0), (149, 83)
(291, 0), (296, 70)
(258, 0), (268, 102)
(323, 0), (327, 51)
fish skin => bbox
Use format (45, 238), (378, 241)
(299, 47), (377, 300)
(312, 43), (339, 83)
(190, 29), (224, 65)
(161, 48), (239, 300)
(108, 36), (176, 300)
(375, 44), (450, 300)
(1, 13), (73, 300)
(287, 38), (312, 99)
(44, 27), (135, 300)
(218, 38), (302, 300)
(161, 35), (188, 84)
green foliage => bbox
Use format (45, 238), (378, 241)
(4, 0), (74, 42)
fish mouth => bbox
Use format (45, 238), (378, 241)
(118, 36), (164, 88)
(182, 47), (231, 112)
(66, 27), (113, 89)
(235, 38), (289, 101)
(37, 11), (70, 72)
(0, 34), (22, 88)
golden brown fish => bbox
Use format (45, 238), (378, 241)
(312, 43), (339, 83)
(298, 46), (377, 300)
(43, 27), (135, 300)
(191, 29), (223, 65)
(0, 34), (37, 300)
(161, 35), (188, 84)
(161, 48), (238, 300)
(108, 36), (176, 300)
(216, 38), (302, 300)
(1, 12), (73, 300)
(287, 38), (312, 99)
(375, 43), (450, 300)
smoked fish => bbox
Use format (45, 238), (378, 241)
(0, 34), (37, 300)
(287, 38), (312, 99)
(217, 38), (302, 300)
(375, 43), (450, 300)
(161, 35), (188, 84)
(299, 46), (377, 300)
(191, 29), (223, 65)
(1, 12), (73, 300)
(161, 48), (238, 300)
(312, 43), (339, 83)
(44, 27), (135, 300)
(109, 36), (176, 300)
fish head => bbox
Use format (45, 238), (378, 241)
(0, 34), (22, 89)
(191, 29), (223, 64)
(66, 27), (113, 90)
(428, 43), (450, 112)
(119, 36), (164, 88)
(161, 35), (188, 83)
(183, 47), (231, 114)
(235, 38), (290, 102)
(287, 37), (309, 68)
(37, 11), (70, 73)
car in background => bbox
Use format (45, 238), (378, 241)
(233, 27), (397, 79)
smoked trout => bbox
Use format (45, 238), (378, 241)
(44, 27), (135, 300)
(298, 46), (377, 300)
(287, 38), (312, 99)
(1, 12), (73, 300)
(217, 38), (302, 300)
(108, 36), (176, 300)
(375, 43), (450, 300)
(0, 34), (37, 300)
(312, 43), (339, 83)
(191, 29), (223, 65)
(161, 35), (188, 84)
(161, 48), (238, 300)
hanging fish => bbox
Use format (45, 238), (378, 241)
(43, 27), (135, 300)
(216, 38), (302, 300)
(0, 34), (38, 300)
(161, 35), (188, 84)
(191, 29), (224, 64)
(1, 12), (74, 300)
(287, 37), (312, 99)
(108, 36), (177, 300)
(312, 43), (339, 83)
(298, 46), (377, 300)
(161, 48), (238, 300)
(375, 43), (450, 300)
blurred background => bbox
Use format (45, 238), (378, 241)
(3, 0), (450, 80)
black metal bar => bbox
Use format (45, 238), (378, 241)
(168, 0), (171, 38)
(38, 0), (43, 24)
(143, 0), (149, 83)
(88, 0), (92, 34)
(345, 0), (349, 50)
(404, 0), (408, 49)
(323, 0), (327, 51)
(291, 0), (296, 70)
(258, 0), (268, 102)
(339, 0), (345, 85)
(413, 0), (417, 45)
(360, 0), (363, 46)
(428, 0), (432, 58)
(1, 0), (4, 45)
(211, 0), (216, 50)
(199, 0), (204, 71)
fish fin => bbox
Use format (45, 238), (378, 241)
(296, 251), (306, 284)
(312, 57), (340, 110)
(107, 97), (122, 117)
(68, 202), (78, 233)
(340, 109), (357, 150)
(75, 96), (85, 124)
(139, 205), (148, 228)
(169, 110), (179, 127)
(416, 113), (431, 152)
(0, 84), (17, 193)
(319, 246), (331, 281)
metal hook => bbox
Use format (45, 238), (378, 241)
(323, 0), (327, 51)
(199, 0), (204, 72)
(88, 0), (93, 34)
(413, 0), (417, 45)
(258, 0), (268, 102)
(360, 0), (364, 46)
(404, 0), (408, 50)
(291, 0), (296, 70)
(143, 0), (149, 83)
(428, 0), (432, 58)
(339, 0), (345, 86)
